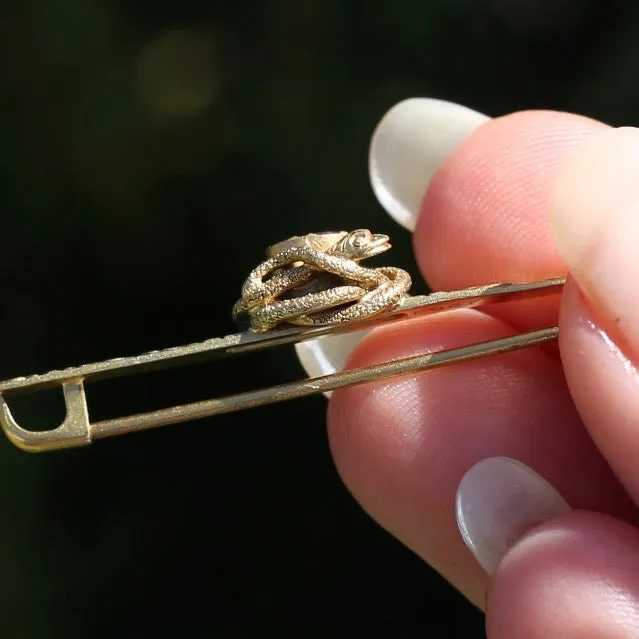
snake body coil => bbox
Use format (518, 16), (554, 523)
(233, 230), (412, 333)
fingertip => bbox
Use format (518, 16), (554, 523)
(549, 125), (639, 355)
(487, 511), (639, 638)
(558, 277), (639, 507)
(325, 307), (631, 606)
(413, 110), (607, 290)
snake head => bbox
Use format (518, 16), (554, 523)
(332, 229), (391, 260)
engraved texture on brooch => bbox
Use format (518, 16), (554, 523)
(232, 230), (412, 333)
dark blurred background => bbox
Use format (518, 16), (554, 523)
(0, 1), (636, 636)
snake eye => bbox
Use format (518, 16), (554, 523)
(351, 230), (368, 248)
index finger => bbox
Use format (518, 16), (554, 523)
(411, 108), (606, 329)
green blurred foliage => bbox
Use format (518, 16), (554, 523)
(0, 0), (635, 636)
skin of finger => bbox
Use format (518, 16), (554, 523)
(327, 309), (636, 607)
(413, 110), (608, 331)
(487, 511), (639, 638)
(560, 278), (639, 505)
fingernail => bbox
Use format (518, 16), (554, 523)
(369, 98), (489, 231)
(550, 126), (639, 354)
(294, 330), (371, 398)
(455, 457), (571, 575)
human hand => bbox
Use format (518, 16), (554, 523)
(296, 99), (639, 636)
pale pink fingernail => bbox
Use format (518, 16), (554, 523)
(455, 457), (571, 575)
(369, 98), (489, 231)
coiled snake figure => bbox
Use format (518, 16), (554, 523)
(233, 229), (412, 333)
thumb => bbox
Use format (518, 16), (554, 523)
(550, 126), (639, 505)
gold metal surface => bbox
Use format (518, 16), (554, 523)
(0, 275), (565, 453)
(232, 229), (412, 332)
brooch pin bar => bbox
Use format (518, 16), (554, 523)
(0, 230), (565, 453)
